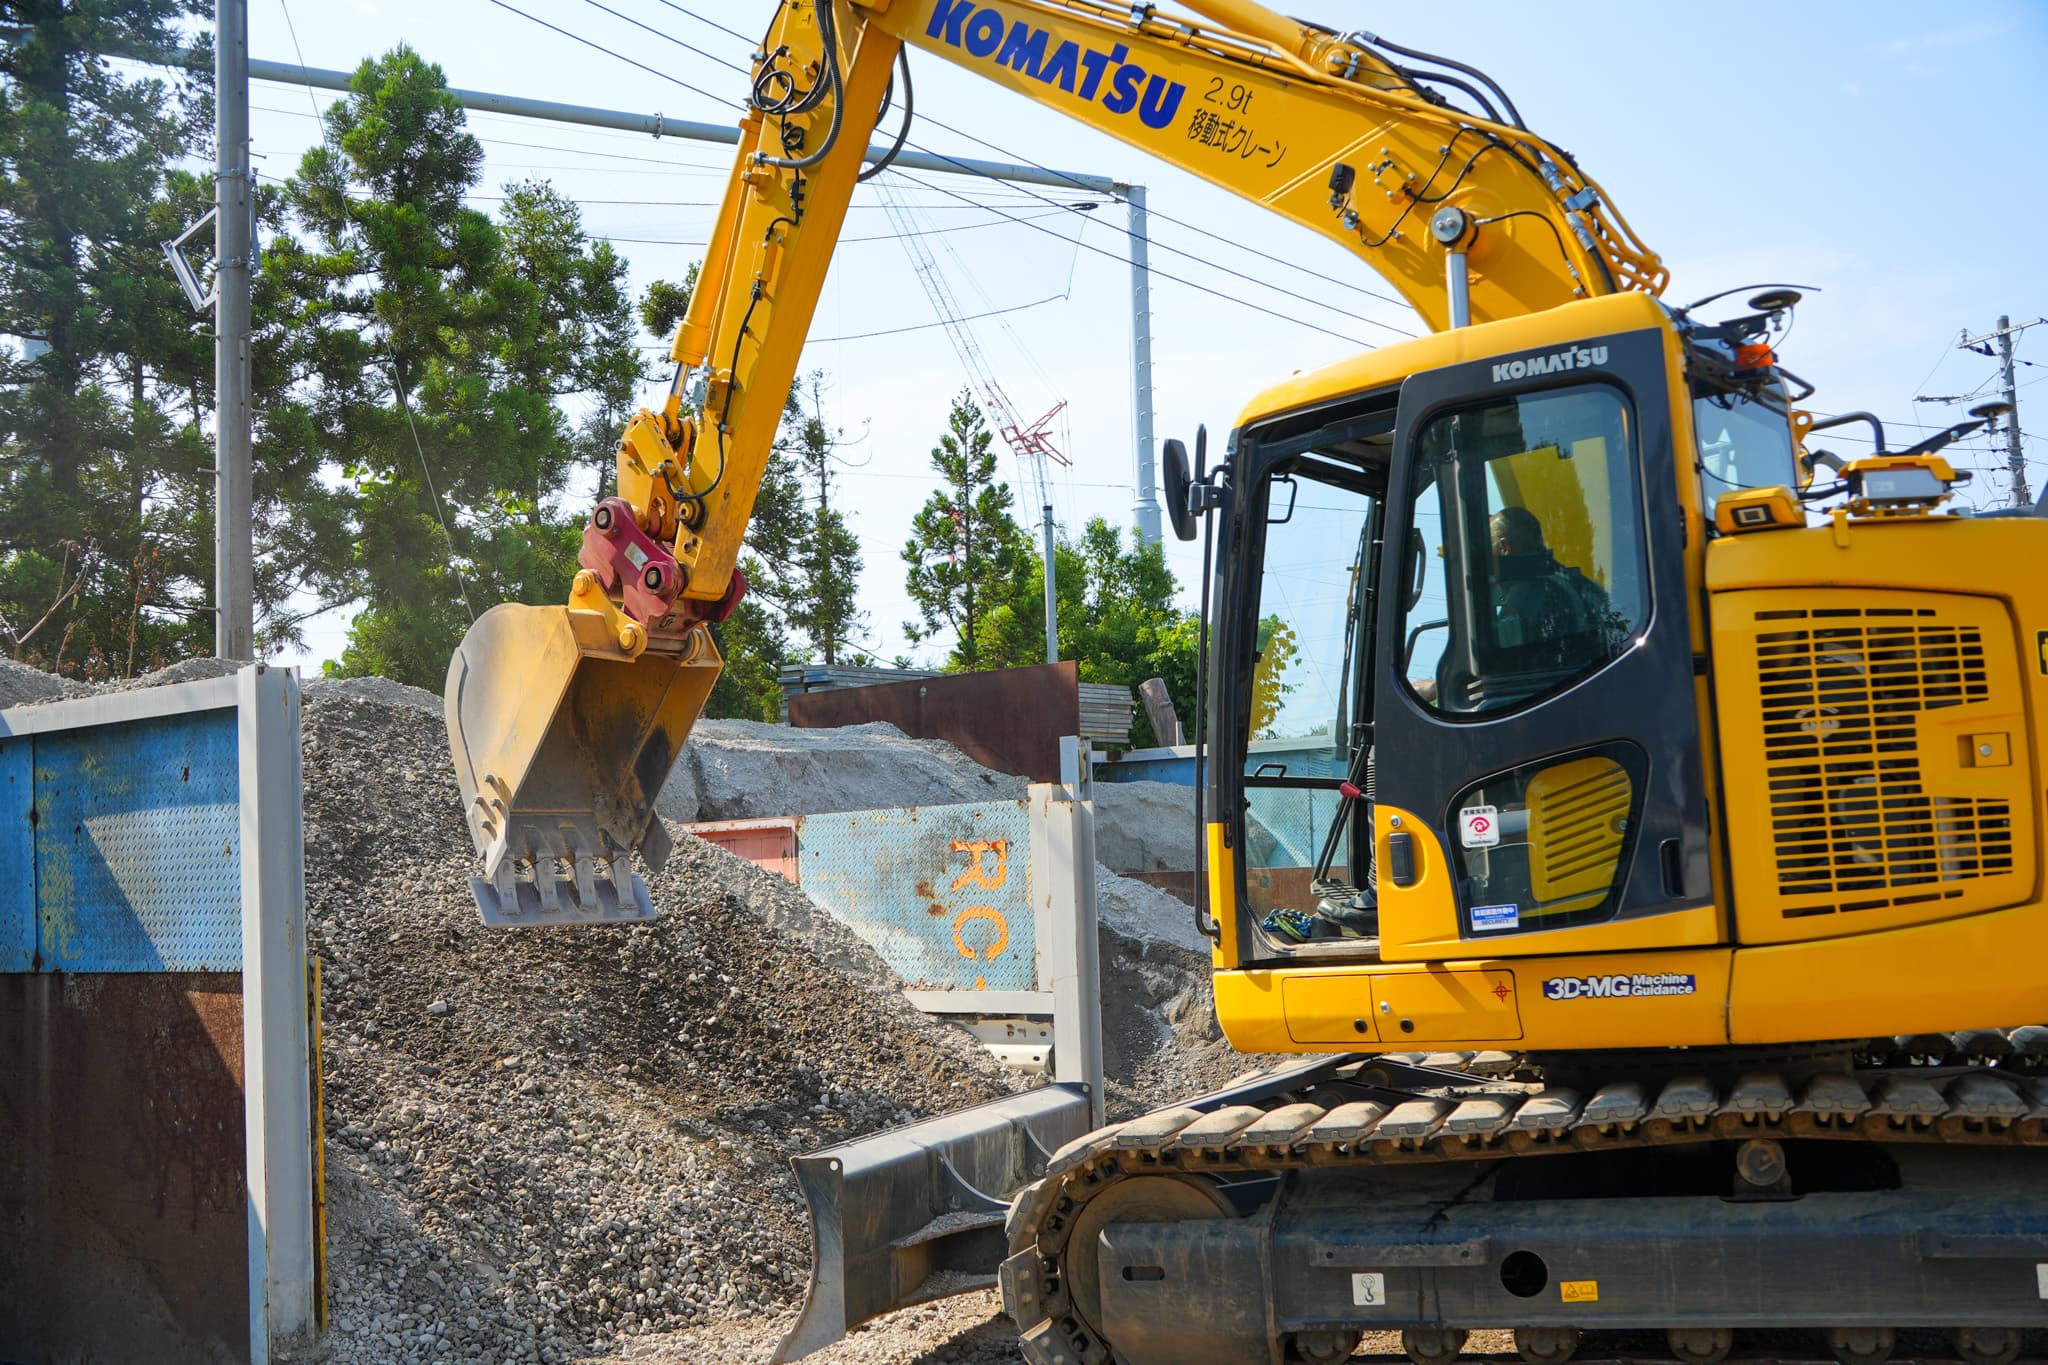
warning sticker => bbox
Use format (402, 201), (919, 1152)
(1459, 805), (1500, 849)
(1561, 1280), (1599, 1303)
(1472, 903), (1519, 932)
(1352, 1272), (1387, 1307)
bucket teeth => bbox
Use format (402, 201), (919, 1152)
(469, 821), (658, 927)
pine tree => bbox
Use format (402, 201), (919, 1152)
(0, 2), (217, 676)
(901, 390), (1028, 669)
(261, 48), (641, 686)
(784, 373), (865, 665)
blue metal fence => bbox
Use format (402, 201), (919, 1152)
(28, 711), (243, 972)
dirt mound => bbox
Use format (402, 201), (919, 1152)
(298, 690), (1019, 1365)
(657, 719), (1027, 825)
(0, 656), (88, 707)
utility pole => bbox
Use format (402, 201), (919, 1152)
(1126, 187), (1162, 547)
(215, 0), (254, 658)
(1041, 503), (1058, 665)
(1955, 315), (2043, 508)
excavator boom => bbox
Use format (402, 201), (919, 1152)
(444, 0), (1661, 924)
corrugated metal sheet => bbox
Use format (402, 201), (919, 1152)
(797, 802), (1034, 992)
(32, 711), (242, 973)
(0, 735), (31, 971)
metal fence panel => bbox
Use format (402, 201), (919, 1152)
(0, 736), (31, 971)
(32, 710), (243, 973)
(797, 802), (1034, 992)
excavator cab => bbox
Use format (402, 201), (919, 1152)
(1199, 296), (1719, 992)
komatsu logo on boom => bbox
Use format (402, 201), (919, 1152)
(925, 1), (1186, 130)
(1492, 345), (1608, 384)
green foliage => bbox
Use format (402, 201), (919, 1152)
(900, 390), (1029, 669)
(0, 0), (218, 676)
(1250, 615), (1298, 739)
(974, 516), (1198, 749)
(781, 373), (866, 665)
(263, 49), (642, 686)
(704, 594), (790, 722)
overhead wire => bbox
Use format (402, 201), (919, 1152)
(532, 0), (1416, 339)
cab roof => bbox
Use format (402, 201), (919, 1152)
(1233, 291), (1675, 431)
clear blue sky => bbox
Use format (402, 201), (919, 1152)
(244, 0), (2048, 673)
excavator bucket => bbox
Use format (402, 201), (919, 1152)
(772, 1083), (1095, 1363)
(443, 602), (721, 926)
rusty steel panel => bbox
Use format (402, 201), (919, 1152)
(0, 972), (250, 1364)
(786, 662), (1081, 782)
(686, 817), (800, 883)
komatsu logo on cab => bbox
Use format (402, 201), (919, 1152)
(926, 1), (1186, 130)
(1492, 345), (1608, 384)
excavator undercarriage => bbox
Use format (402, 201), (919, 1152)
(998, 1034), (2048, 1365)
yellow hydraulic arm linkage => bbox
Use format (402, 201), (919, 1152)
(442, 0), (1667, 925)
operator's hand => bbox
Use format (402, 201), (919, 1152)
(1411, 678), (1439, 703)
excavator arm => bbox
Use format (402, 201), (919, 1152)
(443, 0), (1665, 925)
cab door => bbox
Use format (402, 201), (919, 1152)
(1371, 326), (1717, 960)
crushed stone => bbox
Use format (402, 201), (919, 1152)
(658, 719), (1028, 826)
(0, 656), (90, 707)
(289, 689), (1024, 1365)
(1089, 780), (1199, 874)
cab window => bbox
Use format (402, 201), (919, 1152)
(1403, 384), (1648, 715)
(1693, 378), (1797, 496)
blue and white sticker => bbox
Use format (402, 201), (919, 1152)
(1472, 903), (1519, 932)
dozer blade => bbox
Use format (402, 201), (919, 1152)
(772, 1084), (1094, 1363)
(443, 602), (721, 926)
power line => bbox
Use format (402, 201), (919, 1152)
(481, 0), (741, 112)
(880, 166), (1384, 348)
(522, 0), (1412, 341)
(817, 293), (1070, 343)
(644, 0), (753, 46)
(644, 0), (1415, 319)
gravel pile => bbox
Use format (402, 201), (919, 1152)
(0, 656), (88, 707)
(295, 690), (1022, 1365)
(658, 720), (1027, 825)
(4, 656), (1243, 1360)
(1089, 781), (1199, 874)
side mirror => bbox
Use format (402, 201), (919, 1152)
(1162, 438), (1198, 541)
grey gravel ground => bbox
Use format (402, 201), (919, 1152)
(281, 688), (1237, 1363)
(288, 689), (1025, 1365)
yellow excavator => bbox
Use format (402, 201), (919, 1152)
(443, 2), (2048, 1362)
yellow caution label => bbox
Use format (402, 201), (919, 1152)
(1560, 1280), (1599, 1303)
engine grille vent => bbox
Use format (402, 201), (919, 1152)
(1754, 605), (2012, 916)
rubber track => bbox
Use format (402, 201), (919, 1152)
(999, 1039), (2048, 1365)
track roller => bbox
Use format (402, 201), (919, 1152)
(1667, 1327), (1734, 1365)
(1403, 1327), (1469, 1365)
(1827, 1326), (1894, 1365)
(1291, 1329), (1363, 1363)
(1953, 1327), (2022, 1365)
(1515, 1326), (1581, 1364)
